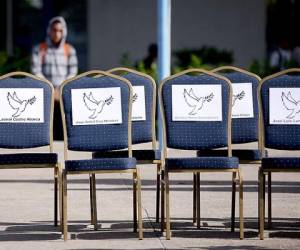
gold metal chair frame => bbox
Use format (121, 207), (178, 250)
(258, 68), (300, 240)
(158, 68), (244, 240)
(107, 67), (162, 222)
(211, 65), (262, 164)
(59, 70), (143, 241)
(197, 66), (261, 232)
(0, 71), (61, 227)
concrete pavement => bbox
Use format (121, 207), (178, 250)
(0, 142), (299, 249)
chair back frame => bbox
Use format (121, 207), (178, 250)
(212, 66), (261, 147)
(258, 68), (300, 157)
(159, 68), (233, 161)
(0, 71), (54, 153)
(107, 67), (157, 150)
(60, 70), (133, 160)
(212, 66), (262, 80)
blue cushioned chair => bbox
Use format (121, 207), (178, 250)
(197, 66), (262, 163)
(258, 68), (300, 239)
(159, 69), (244, 239)
(60, 70), (143, 240)
(93, 67), (162, 222)
(0, 71), (60, 227)
(196, 66), (262, 230)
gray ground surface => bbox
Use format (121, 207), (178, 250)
(0, 142), (299, 250)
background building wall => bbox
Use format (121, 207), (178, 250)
(88, 0), (266, 69)
(88, 0), (157, 70)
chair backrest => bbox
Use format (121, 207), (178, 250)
(259, 68), (300, 151)
(60, 70), (133, 157)
(212, 66), (261, 144)
(108, 67), (156, 147)
(159, 69), (233, 155)
(0, 72), (53, 149)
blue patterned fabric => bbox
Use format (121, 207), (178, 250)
(262, 157), (300, 169)
(166, 157), (239, 170)
(0, 153), (57, 165)
(221, 72), (259, 143)
(197, 149), (264, 161)
(161, 74), (230, 150)
(261, 75), (300, 150)
(0, 77), (52, 148)
(121, 73), (154, 144)
(65, 158), (136, 171)
(62, 76), (130, 151)
(92, 149), (161, 161)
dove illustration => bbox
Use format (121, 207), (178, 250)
(7, 92), (36, 117)
(232, 90), (245, 106)
(281, 91), (300, 119)
(132, 93), (138, 103)
(83, 92), (113, 119)
(183, 88), (214, 115)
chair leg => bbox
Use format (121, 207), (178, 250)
(89, 174), (94, 225)
(259, 169), (265, 240)
(91, 173), (98, 230)
(156, 163), (161, 223)
(58, 164), (63, 233)
(54, 166), (58, 227)
(196, 172), (200, 229)
(238, 170), (244, 240)
(231, 171), (237, 232)
(268, 172), (272, 229)
(193, 173), (196, 225)
(160, 169), (165, 233)
(263, 173), (266, 220)
(133, 172), (137, 233)
(137, 169), (143, 240)
(62, 170), (68, 241)
(165, 171), (171, 240)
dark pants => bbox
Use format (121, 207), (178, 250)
(53, 101), (63, 141)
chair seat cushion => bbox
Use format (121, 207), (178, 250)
(92, 150), (161, 161)
(65, 158), (136, 172)
(262, 157), (300, 169)
(166, 157), (239, 170)
(0, 153), (57, 165)
(197, 149), (266, 161)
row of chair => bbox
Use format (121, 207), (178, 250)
(0, 69), (158, 241)
(0, 67), (299, 241)
(159, 67), (300, 240)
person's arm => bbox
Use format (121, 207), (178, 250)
(67, 45), (78, 79)
(31, 45), (45, 78)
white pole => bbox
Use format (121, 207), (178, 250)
(157, 0), (171, 150)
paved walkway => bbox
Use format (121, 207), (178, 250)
(0, 142), (299, 249)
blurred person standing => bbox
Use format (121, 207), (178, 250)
(292, 41), (300, 67)
(269, 38), (292, 72)
(142, 43), (157, 70)
(31, 16), (78, 140)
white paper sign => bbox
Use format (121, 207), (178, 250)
(132, 86), (146, 121)
(0, 88), (44, 123)
(71, 87), (122, 125)
(172, 85), (222, 121)
(231, 83), (254, 119)
(270, 88), (300, 125)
